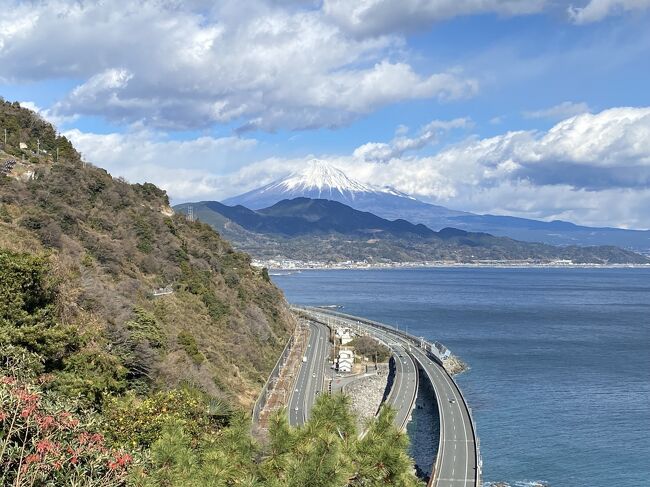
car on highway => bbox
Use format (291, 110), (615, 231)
(449, 398), (456, 404)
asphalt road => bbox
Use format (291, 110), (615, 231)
(300, 307), (478, 487)
(409, 346), (477, 487)
(288, 320), (330, 426)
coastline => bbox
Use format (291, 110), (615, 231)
(253, 259), (650, 271)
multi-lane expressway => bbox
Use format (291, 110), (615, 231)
(287, 320), (330, 426)
(382, 334), (418, 430)
(298, 307), (480, 487)
(298, 310), (418, 431)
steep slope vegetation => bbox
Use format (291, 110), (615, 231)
(0, 101), (295, 407)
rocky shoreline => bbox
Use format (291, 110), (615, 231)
(443, 354), (469, 375)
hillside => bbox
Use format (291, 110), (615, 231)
(0, 101), (295, 408)
(175, 198), (650, 265)
(204, 198), (434, 237)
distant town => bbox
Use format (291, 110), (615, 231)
(253, 259), (650, 271)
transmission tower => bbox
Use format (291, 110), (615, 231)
(186, 205), (194, 222)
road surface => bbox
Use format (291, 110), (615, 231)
(288, 320), (330, 426)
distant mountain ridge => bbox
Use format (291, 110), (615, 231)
(175, 198), (650, 265)
(223, 161), (650, 252)
(204, 198), (435, 238)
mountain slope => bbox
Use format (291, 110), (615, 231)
(175, 198), (649, 265)
(223, 161), (650, 252)
(203, 198), (434, 237)
(0, 101), (295, 408)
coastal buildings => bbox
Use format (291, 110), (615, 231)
(337, 349), (354, 373)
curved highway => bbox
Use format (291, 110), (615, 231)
(298, 309), (418, 431)
(366, 327), (418, 430)
(299, 307), (479, 487)
(288, 320), (330, 426)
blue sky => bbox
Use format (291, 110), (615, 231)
(2, 0), (650, 228)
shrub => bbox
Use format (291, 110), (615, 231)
(350, 335), (391, 363)
(0, 347), (135, 486)
(0, 250), (80, 367)
(177, 331), (204, 365)
(126, 308), (166, 349)
(101, 387), (228, 449)
(0, 204), (12, 223)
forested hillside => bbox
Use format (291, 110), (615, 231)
(0, 137), (295, 406)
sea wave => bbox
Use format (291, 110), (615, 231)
(484, 481), (549, 487)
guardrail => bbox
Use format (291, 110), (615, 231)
(252, 331), (295, 425)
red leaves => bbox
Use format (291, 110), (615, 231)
(107, 452), (132, 470)
(2, 374), (136, 484)
(24, 453), (41, 465)
(36, 439), (59, 455)
(37, 415), (57, 430)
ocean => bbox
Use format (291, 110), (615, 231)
(271, 267), (650, 487)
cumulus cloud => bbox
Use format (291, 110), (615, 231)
(568, 0), (650, 24)
(0, 0), (477, 131)
(523, 101), (590, 120)
(348, 107), (650, 194)
(353, 117), (471, 163)
(345, 107), (650, 227)
(244, 107), (650, 227)
(65, 106), (650, 228)
(323, 0), (547, 36)
(63, 128), (258, 201)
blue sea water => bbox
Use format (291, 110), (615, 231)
(272, 268), (650, 487)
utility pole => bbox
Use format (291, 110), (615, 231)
(37, 138), (40, 155)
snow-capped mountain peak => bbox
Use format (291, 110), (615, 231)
(222, 159), (463, 218)
(267, 159), (376, 197)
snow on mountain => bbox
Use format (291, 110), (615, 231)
(223, 159), (431, 211)
(274, 160), (371, 194)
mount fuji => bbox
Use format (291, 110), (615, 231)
(221, 160), (650, 251)
(223, 160), (467, 220)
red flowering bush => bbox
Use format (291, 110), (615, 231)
(1, 347), (136, 486)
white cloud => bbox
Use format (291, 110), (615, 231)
(568, 0), (650, 24)
(523, 101), (590, 120)
(323, 0), (547, 36)
(353, 117), (471, 163)
(0, 0), (477, 131)
(64, 106), (650, 228)
(17, 101), (77, 129)
(63, 128), (258, 201)
(345, 106), (650, 227)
